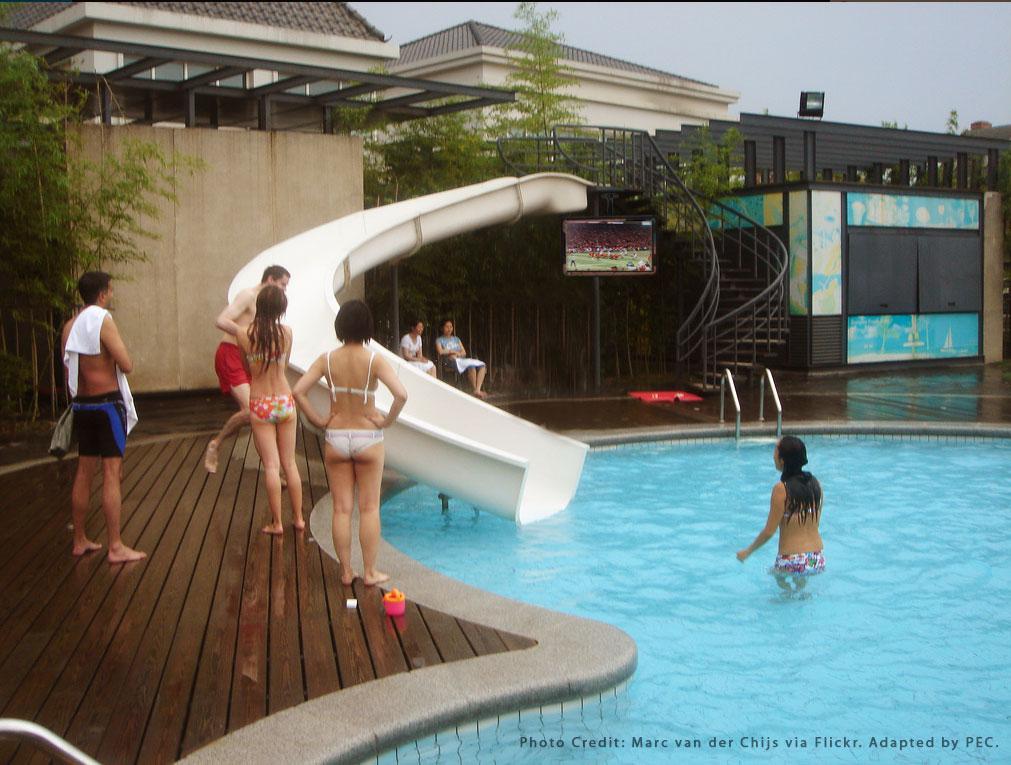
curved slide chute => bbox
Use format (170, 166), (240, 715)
(228, 174), (592, 524)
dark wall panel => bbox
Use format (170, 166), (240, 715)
(847, 232), (917, 314)
(917, 236), (981, 312)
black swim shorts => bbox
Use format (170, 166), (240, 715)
(73, 391), (128, 458)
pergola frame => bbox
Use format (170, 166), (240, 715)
(657, 113), (1009, 191)
(0, 27), (515, 130)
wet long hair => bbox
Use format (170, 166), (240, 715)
(778, 435), (823, 523)
(247, 285), (287, 370)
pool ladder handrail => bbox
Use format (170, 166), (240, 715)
(758, 368), (783, 438)
(719, 368), (741, 441)
(0, 719), (100, 765)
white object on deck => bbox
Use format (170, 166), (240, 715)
(227, 174), (592, 524)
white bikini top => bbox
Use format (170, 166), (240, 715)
(327, 349), (376, 403)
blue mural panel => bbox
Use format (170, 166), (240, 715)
(711, 193), (783, 229)
(847, 193), (979, 229)
(811, 191), (842, 316)
(847, 313), (979, 364)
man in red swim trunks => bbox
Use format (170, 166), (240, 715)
(204, 265), (290, 472)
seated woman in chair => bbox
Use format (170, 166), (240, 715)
(435, 319), (487, 398)
(399, 320), (436, 376)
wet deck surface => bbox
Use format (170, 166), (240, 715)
(0, 426), (534, 764)
(504, 364), (1011, 431)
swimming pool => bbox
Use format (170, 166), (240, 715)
(381, 436), (1011, 763)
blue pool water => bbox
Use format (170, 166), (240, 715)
(382, 437), (1011, 763)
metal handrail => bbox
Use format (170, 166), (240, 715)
(758, 368), (783, 438)
(719, 368), (741, 441)
(0, 719), (100, 765)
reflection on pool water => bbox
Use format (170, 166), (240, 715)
(381, 437), (1011, 763)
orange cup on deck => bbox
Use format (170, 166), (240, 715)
(382, 588), (406, 617)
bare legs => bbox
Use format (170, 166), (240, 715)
(466, 365), (488, 398)
(205, 383), (250, 473)
(71, 454), (146, 563)
(323, 442), (389, 586)
(250, 415), (303, 535)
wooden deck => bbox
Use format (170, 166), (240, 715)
(0, 426), (535, 764)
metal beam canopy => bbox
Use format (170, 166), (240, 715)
(0, 27), (514, 130)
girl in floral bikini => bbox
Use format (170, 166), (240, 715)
(736, 436), (824, 575)
(236, 285), (304, 535)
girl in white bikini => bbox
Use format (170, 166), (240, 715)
(236, 285), (304, 536)
(293, 300), (408, 586)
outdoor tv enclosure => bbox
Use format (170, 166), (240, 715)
(562, 217), (656, 276)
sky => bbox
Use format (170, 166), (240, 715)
(350, 2), (1011, 133)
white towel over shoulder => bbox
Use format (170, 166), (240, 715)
(64, 305), (138, 434)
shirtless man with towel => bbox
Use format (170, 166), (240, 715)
(61, 271), (146, 563)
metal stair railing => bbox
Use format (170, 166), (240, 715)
(496, 125), (789, 387)
(719, 368), (742, 442)
(0, 719), (100, 765)
(758, 368), (783, 438)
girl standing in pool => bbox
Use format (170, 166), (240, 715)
(736, 436), (824, 574)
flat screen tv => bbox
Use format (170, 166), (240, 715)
(562, 217), (656, 276)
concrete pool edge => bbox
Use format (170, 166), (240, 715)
(564, 419), (1011, 448)
(178, 497), (638, 765)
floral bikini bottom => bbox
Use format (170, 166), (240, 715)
(773, 550), (825, 575)
(249, 393), (295, 424)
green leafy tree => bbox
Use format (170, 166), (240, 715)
(0, 44), (200, 418)
(495, 2), (582, 137)
(946, 109), (959, 135)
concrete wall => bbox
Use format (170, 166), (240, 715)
(983, 191), (1005, 363)
(78, 125), (363, 393)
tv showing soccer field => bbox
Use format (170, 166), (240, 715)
(562, 217), (656, 275)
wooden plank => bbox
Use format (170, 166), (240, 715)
(456, 618), (509, 657)
(0, 445), (155, 623)
(291, 424), (341, 700)
(23, 439), (206, 764)
(293, 533), (339, 700)
(90, 438), (228, 764)
(395, 600), (442, 670)
(497, 629), (538, 651)
(416, 605), (476, 663)
(0, 440), (172, 684)
(0, 459), (75, 554)
(228, 466), (272, 732)
(351, 579), (408, 679)
(0, 438), (190, 762)
(267, 528), (304, 716)
(180, 433), (260, 754)
(319, 553), (373, 689)
(136, 435), (251, 763)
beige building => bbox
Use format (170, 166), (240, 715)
(392, 21), (740, 134)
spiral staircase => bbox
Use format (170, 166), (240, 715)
(497, 125), (790, 388)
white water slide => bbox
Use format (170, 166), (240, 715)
(227, 174), (593, 524)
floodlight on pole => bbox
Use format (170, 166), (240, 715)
(798, 91), (825, 119)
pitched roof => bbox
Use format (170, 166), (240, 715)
(397, 20), (715, 88)
(1, 2), (386, 41)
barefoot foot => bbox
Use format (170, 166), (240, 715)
(340, 569), (357, 586)
(73, 540), (103, 556)
(204, 440), (219, 473)
(364, 570), (390, 586)
(261, 523), (284, 535)
(473, 390), (488, 399)
(107, 544), (146, 564)
(293, 517), (306, 531)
